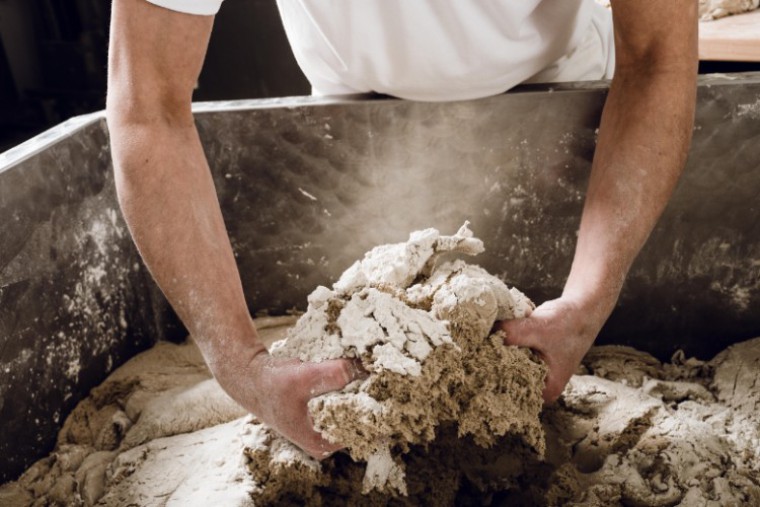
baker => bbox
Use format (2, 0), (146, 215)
(106, 0), (698, 459)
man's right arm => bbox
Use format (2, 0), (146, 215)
(107, 0), (360, 459)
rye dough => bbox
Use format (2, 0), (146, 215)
(2, 225), (759, 506)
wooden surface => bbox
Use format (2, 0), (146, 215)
(699, 9), (760, 61)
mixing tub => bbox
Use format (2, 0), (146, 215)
(1, 74), (758, 482)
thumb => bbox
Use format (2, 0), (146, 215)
(309, 358), (367, 398)
(499, 317), (540, 350)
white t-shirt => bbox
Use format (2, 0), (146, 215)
(145, 0), (615, 101)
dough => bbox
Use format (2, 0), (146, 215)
(265, 223), (546, 495)
(0, 319), (295, 507)
(699, 0), (760, 20)
(2, 225), (759, 506)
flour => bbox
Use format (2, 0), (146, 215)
(599, 0), (760, 22)
(699, 0), (760, 20)
(2, 225), (760, 506)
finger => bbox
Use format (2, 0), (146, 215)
(543, 383), (563, 404)
(309, 358), (367, 397)
(301, 430), (343, 460)
(542, 363), (571, 403)
(499, 318), (540, 349)
(275, 417), (343, 461)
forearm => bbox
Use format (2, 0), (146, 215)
(501, 1), (698, 403)
(564, 64), (697, 314)
(104, 0), (359, 456)
(106, 0), (259, 372)
(107, 113), (263, 370)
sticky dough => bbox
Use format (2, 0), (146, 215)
(263, 222), (546, 496)
(3, 225), (760, 506)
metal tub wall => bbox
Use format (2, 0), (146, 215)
(1, 74), (759, 482)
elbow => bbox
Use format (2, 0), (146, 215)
(613, 34), (698, 81)
(611, 1), (698, 79)
(105, 84), (196, 184)
(106, 83), (195, 134)
(615, 51), (698, 82)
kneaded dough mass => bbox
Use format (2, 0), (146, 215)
(265, 222), (546, 497)
(699, 0), (760, 20)
(2, 224), (759, 506)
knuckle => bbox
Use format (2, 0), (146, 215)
(326, 360), (351, 386)
(337, 360), (353, 383)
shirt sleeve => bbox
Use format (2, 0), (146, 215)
(144, 0), (223, 16)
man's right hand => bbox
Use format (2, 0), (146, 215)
(214, 346), (365, 460)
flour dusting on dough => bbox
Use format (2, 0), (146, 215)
(265, 222), (546, 495)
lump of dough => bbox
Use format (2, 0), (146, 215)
(254, 223), (547, 498)
(699, 0), (760, 20)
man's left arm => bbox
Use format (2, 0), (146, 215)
(502, 0), (698, 401)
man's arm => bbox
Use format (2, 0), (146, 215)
(107, 0), (360, 458)
(502, 0), (698, 401)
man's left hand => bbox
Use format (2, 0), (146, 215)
(499, 296), (611, 402)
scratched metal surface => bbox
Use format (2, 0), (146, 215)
(198, 74), (760, 357)
(0, 119), (179, 483)
(0, 73), (758, 482)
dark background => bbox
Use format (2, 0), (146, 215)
(1, 0), (759, 152)
(0, 0), (310, 152)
